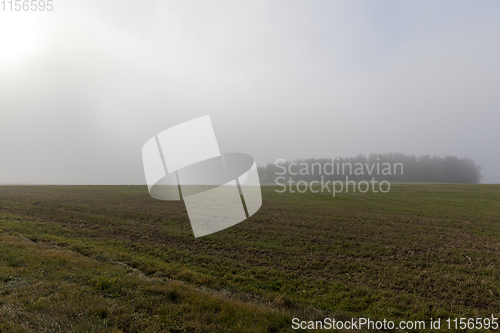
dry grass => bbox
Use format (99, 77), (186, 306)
(1, 184), (500, 332)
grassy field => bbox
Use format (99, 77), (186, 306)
(1, 184), (500, 332)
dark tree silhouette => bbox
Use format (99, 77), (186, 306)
(258, 153), (481, 184)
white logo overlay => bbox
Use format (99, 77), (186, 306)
(142, 116), (262, 238)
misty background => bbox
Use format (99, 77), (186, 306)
(258, 154), (482, 184)
(1, 1), (499, 185)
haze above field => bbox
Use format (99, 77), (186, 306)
(1, 1), (499, 184)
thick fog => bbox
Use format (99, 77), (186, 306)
(1, 1), (499, 184)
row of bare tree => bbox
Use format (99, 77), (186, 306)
(257, 153), (482, 184)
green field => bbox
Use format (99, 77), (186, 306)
(1, 184), (500, 332)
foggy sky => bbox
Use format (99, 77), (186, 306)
(1, 0), (499, 184)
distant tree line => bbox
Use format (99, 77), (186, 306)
(257, 153), (482, 184)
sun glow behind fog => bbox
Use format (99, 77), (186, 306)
(0, 11), (42, 64)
